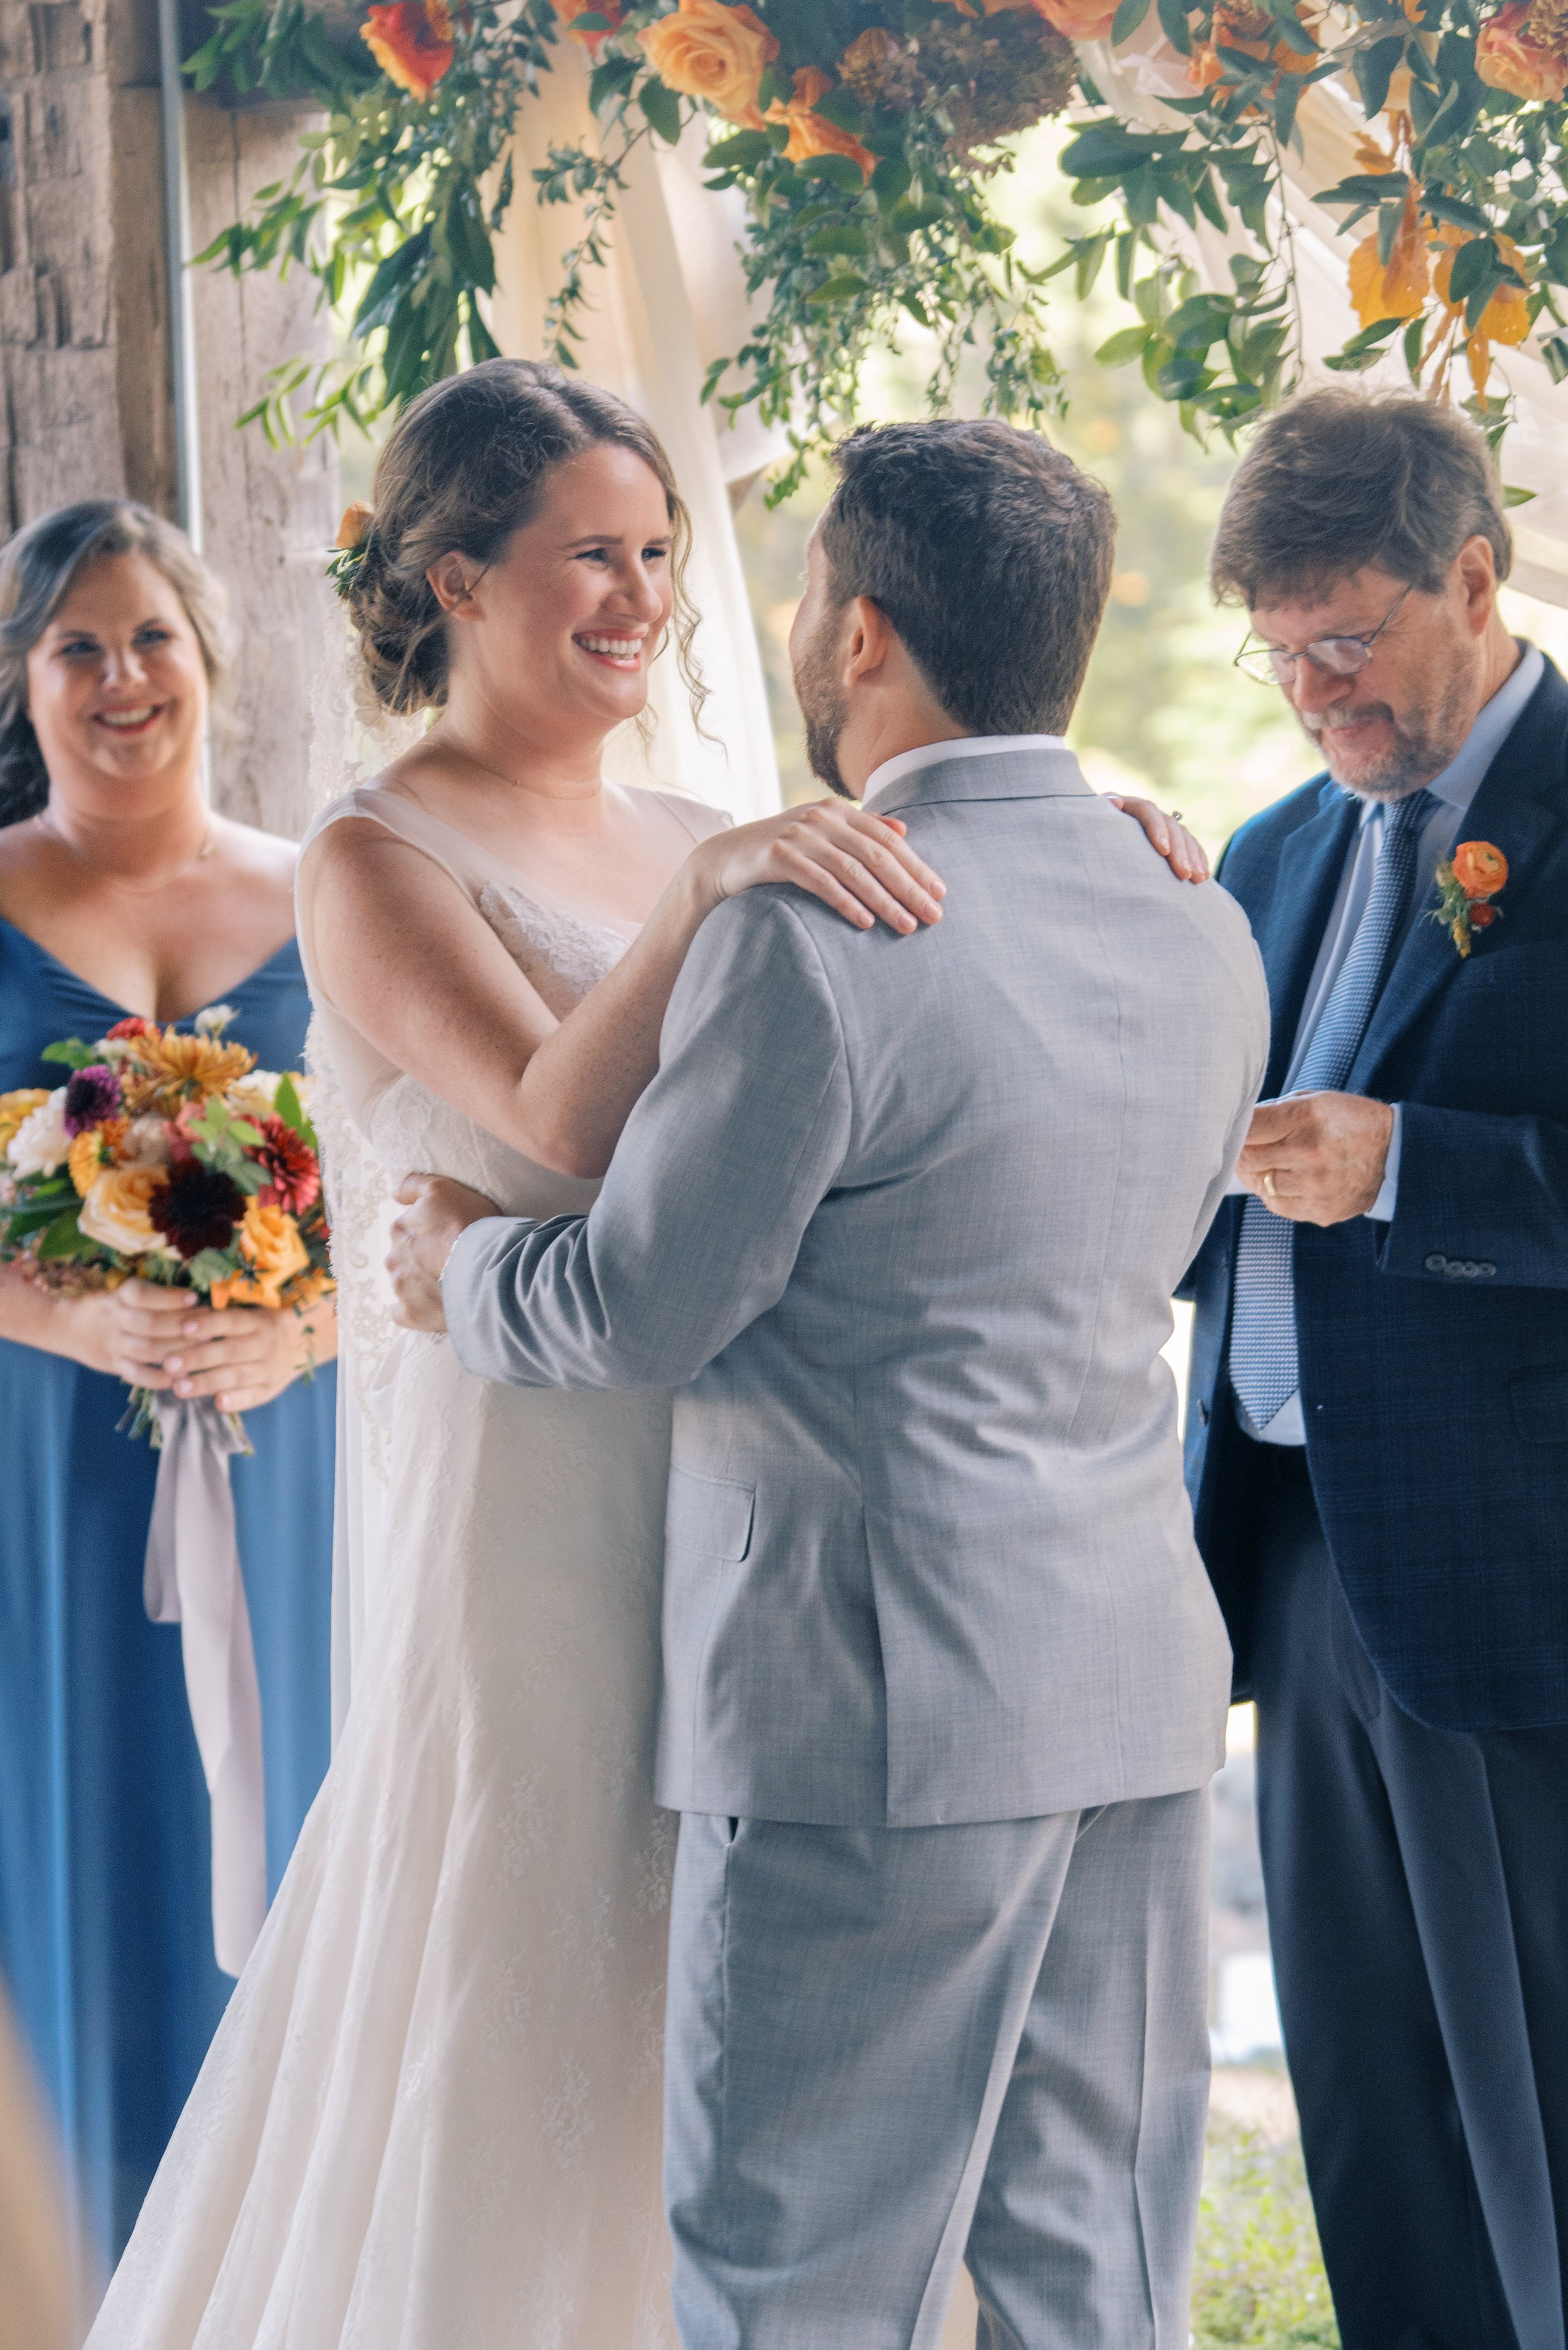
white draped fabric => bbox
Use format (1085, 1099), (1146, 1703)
(488, 51), (784, 821)
(1078, 40), (1568, 609)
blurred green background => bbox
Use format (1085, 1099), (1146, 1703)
(733, 122), (1567, 863)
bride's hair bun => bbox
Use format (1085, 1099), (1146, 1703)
(344, 359), (703, 720)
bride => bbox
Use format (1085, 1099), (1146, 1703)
(87, 357), (1207, 2349)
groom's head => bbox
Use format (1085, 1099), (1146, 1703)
(790, 420), (1115, 799)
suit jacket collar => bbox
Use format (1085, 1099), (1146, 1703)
(1348, 653), (1568, 1091)
(868, 746), (1094, 817)
(1254, 783), (1360, 1099)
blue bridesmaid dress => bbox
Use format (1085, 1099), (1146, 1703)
(0, 916), (336, 2266)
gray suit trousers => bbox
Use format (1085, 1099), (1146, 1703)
(664, 1794), (1211, 2349)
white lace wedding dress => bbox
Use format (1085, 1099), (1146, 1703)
(88, 782), (728, 2350)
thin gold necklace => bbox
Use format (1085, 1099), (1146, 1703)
(35, 807), (218, 895)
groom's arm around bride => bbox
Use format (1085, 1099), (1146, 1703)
(396, 421), (1269, 2347)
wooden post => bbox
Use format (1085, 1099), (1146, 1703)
(0, 0), (339, 837)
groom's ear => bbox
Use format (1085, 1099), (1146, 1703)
(842, 596), (897, 687)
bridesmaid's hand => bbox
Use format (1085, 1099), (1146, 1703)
(1106, 797), (1210, 882)
(697, 801), (946, 936)
(85, 1280), (336, 1412)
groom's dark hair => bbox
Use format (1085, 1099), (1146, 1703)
(821, 420), (1115, 736)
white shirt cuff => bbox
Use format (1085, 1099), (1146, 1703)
(1365, 1103), (1402, 1223)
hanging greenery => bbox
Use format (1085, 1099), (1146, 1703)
(189, 0), (1566, 490)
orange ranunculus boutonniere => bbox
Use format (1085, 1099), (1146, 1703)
(1430, 839), (1508, 958)
(361, 0), (457, 100)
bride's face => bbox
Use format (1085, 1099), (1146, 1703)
(442, 444), (676, 738)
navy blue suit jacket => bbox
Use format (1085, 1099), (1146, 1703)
(1184, 654), (1568, 1732)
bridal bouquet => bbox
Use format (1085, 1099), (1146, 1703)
(0, 1007), (333, 1442)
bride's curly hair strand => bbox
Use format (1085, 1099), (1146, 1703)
(346, 361), (708, 733)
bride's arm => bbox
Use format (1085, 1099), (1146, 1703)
(302, 799), (945, 1182)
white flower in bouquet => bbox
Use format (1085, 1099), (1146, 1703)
(194, 1003), (239, 1038)
(8, 1089), (69, 1177)
(228, 1071), (282, 1124)
(119, 1114), (173, 1166)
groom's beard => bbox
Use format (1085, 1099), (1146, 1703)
(793, 612), (854, 801)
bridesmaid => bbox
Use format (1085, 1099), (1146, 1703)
(0, 500), (337, 2268)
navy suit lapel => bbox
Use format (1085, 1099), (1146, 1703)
(1350, 660), (1568, 1093)
(1255, 785), (1359, 1098)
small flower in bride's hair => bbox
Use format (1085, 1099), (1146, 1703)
(336, 502), (374, 553)
(329, 503), (377, 601)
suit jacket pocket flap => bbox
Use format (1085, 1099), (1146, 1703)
(666, 1464), (755, 1562)
(1509, 1365), (1568, 1446)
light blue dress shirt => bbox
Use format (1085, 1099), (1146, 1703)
(1240, 641), (1542, 1444)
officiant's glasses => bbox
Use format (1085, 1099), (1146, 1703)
(1233, 583), (1414, 689)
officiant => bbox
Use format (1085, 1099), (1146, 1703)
(0, 500), (337, 2265)
(1184, 388), (1568, 2350)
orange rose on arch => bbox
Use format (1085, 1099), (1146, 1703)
(1030, 0), (1118, 37)
(361, 0), (457, 98)
(559, 0), (627, 51)
(1347, 186), (1429, 329)
(638, 0), (780, 130)
(765, 68), (875, 178)
(1476, 1), (1568, 99)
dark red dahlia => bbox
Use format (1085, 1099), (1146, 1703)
(147, 1160), (245, 1258)
(63, 1064), (124, 1136)
(257, 1116), (321, 1215)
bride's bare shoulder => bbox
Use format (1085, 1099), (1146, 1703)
(644, 788), (734, 846)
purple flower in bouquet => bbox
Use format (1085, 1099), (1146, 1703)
(63, 1064), (124, 1136)
(147, 1158), (246, 1259)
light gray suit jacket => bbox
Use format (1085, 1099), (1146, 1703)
(443, 748), (1269, 1826)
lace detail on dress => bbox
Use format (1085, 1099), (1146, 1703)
(477, 881), (633, 1023)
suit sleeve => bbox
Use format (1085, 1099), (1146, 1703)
(1376, 1103), (1568, 1290)
(440, 890), (854, 1389)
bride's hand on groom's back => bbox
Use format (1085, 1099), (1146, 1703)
(699, 803), (946, 938)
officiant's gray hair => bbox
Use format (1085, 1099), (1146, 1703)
(346, 359), (705, 725)
(1209, 389), (1512, 610)
(820, 420), (1115, 737)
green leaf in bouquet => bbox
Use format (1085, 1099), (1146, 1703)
(187, 1246), (242, 1289)
(639, 77), (682, 148)
(41, 1038), (97, 1071)
(37, 1207), (95, 1260)
(272, 1073), (318, 1153)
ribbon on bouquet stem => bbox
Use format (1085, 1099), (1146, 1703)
(142, 1396), (267, 1977)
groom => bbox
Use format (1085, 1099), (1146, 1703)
(389, 419), (1268, 2346)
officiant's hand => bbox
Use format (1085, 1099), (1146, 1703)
(1237, 1093), (1394, 1225)
(388, 1174), (502, 1333)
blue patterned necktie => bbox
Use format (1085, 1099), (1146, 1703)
(1228, 788), (1436, 1434)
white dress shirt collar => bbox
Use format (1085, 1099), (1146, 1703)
(862, 734), (1069, 812)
